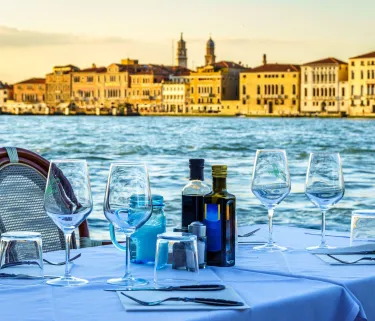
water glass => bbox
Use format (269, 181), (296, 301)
(251, 150), (291, 252)
(305, 153), (344, 250)
(0, 231), (43, 285)
(350, 210), (375, 246)
(103, 163), (153, 287)
(44, 160), (93, 286)
(154, 232), (199, 285)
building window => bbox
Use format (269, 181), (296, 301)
(257, 99), (261, 105)
(351, 85), (354, 96)
(74, 76), (80, 82)
(87, 76), (93, 83)
(292, 85), (296, 95)
(342, 88), (345, 97)
(257, 75), (260, 78)
(304, 88), (307, 97)
(281, 85), (284, 95)
(351, 61), (354, 66)
(351, 71), (355, 80)
(242, 85), (246, 95)
(257, 85), (260, 95)
(304, 74), (307, 82)
(361, 70), (364, 80)
(292, 100), (296, 105)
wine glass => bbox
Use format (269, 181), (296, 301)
(44, 160), (93, 286)
(305, 153), (344, 250)
(251, 150), (291, 252)
(103, 163), (152, 286)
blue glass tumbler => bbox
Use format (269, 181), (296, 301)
(130, 195), (166, 264)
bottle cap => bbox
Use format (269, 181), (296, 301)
(212, 165), (227, 178)
(188, 221), (206, 237)
(189, 159), (205, 181)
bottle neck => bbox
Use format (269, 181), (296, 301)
(190, 168), (204, 181)
(212, 177), (227, 192)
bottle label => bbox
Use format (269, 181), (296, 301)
(204, 204), (222, 252)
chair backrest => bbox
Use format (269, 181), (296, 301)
(0, 147), (90, 252)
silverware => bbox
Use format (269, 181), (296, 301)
(0, 273), (59, 279)
(121, 292), (244, 306)
(43, 253), (81, 266)
(105, 284), (225, 292)
(238, 228), (260, 238)
(327, 254), (375, 264)
(322, 250), (375, 256)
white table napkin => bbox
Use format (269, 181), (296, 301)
(117, 286), (249, 311)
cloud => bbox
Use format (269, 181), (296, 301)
(0, 25), (133, 47)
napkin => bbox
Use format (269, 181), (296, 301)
(117, 286), (249, 311)
(310, 243), (375, 255)
(312, 243), (375, 265)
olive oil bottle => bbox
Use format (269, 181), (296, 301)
(203, 165), (236, 267)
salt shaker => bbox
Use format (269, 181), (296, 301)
(188, 221), (207, 269)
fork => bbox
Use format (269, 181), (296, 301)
(43, 253), (81, 266)
(121, 293), (244, 306)
(238, 228), (260, 238)
(327, 254), (375, 264)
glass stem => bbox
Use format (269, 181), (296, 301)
(124, 235), (131, 279)
(320, 210), (327, 248)
(64, 233), (72, 279)
(267, 209), (274, 245)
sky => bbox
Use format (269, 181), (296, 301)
(1, 0), (375, 83)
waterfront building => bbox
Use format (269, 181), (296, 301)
(189, 61), (245, 113)
(348, 51), (375, 115)
(0, 82), (13, 107)
(14, 78), (46, 103)
(162, 78), (190, 113)
(46, 65), (80, 108)
(176, 33), (188, 68)
(71, 64), (107, 113)
(240, 55), (300, 115)
(301, 57), (348, 114)
(205, 37), (216, 66)
(128, 64), (171, 112)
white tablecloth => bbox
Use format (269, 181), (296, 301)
(0, 225), (369, 321)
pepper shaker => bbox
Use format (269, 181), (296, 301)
(188, 221), (207, 269)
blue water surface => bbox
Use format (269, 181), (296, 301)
(1, 115), (374, 238)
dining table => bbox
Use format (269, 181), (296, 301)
(0, 224), (373, 321)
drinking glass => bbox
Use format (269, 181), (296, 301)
(103, 163), (152, 287)
(154, 232), (199, 285)
(350, 210), (375, 246)
(251, 150), (291, 252)
(0, 231), (43, 285)
(44, 160), (93, 286)
(305, 153), (344, 250)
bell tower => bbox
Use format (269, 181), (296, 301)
(176, 33), (187, 68)
(205, 36), (216, 66)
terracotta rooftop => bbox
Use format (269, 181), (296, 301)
(247, 63), (300, 73)
(15, 78), (46, 85)
(212, 61), (245, 69)
(350, 51), (375, 59)
(303, 57), (347, 66)
(76, 67), (107, 73)
(54, 64), (80, 70)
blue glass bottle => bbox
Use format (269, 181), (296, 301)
(130, 195), (166, 264)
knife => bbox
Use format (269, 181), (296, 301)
(322, 250), (375, 256)
(0, 273), (58, 280)
(104, 284), (226, 292)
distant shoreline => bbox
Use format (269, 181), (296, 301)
(1, 112), (375, 119)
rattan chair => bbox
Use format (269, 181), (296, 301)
(0, 147), (103, 252)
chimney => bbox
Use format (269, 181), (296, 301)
(92, 63), (96, 69)
(263, 54), (267, 65)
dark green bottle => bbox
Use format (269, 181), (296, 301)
(203, 165), (236, 267)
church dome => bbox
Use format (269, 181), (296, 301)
(206, 37), (215, 48)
